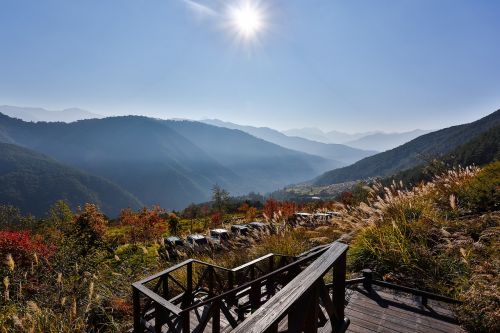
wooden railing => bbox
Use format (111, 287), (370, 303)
(345, 269), (462, 306)
(132, 244), (334, 332)
(232, 242), (349, 333)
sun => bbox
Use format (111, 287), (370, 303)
(228, 2), (264, 40)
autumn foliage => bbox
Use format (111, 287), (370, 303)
(263, 198), (297, 220)
(0, 230), (55, 266)
(119, 206), (167, 243)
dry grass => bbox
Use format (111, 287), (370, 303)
(347, 164), (500, 332)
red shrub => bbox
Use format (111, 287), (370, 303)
(264, 199), (297, 220)
(210, 212), (222, 227)
(119, 206), (166, 243)
(0, 230), (55, 266)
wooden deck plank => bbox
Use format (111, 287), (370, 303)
(348, 288), (456, 322)
(345, 289), (465, 333)
(346, 295), (460, 332)
(349, 289), (461, 331)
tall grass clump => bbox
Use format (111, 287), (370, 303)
(348, 163), (500, 332)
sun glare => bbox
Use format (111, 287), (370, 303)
(228, 2), (264, 40)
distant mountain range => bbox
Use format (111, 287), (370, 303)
(314, 109), (500, 185)
(1, 105), (428, 152)
(202, 119), (375, 165)
(0, 105), (101, 123)
(1, 105), (496, 216)
(282, 127), (431, 152)
(0, 142), (142, 216)
(282, 127), (374, 144)
(343, 129), (431, 152)
(0, 113), (336, 214)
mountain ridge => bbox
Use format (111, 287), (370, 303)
(0, 105), (101, 123)
(201, 119), (375, 165)
(313, 109), (500, 185)
(0, 113), (333, 210)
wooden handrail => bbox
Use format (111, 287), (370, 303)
(136, 259), (194, 284)
(231, 253), (275, 271)
(232, 242), (349, 333)
(132, 242), (346, 333)
(344, 269), (462, 305)
(180, 245), (329, 313)
(132, 282), (182, 316)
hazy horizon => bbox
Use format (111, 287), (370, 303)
(0, 104), (439, 135)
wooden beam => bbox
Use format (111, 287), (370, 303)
(232, 242), (348, 333)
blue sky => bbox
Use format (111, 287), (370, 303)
(0, 0), (499, 132)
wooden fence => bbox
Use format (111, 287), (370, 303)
(132, 242), (349, 333)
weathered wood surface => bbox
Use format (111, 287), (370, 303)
(231, 242), (349, 333)
(133, 241), (465, 333)
(345, 287), (465, 333)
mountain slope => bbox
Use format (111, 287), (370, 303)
(0, 114), (332, 209)
(165, 120), (332, 189)
(201, 119), (375, 165)
(314, 109), (500, 185)
(0, 105), (101, 123)
(343, 129), (431, 152)
(0, 142), (142, 216)
(387, 124), (500, 186)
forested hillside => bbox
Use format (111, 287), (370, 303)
(386, 124), (500, 185)
(0, 114), (332, 210)
(314, 109), (500, 185)
(0, 143), (142, 216)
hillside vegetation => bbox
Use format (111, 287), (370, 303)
(0, 160), (498, 332)
(0, 114), (332, 211)
(314, 109), (500, 185)
(348, 162), (499, 332)
(386, 124), (500, 186)
(0, 143), (142, 216)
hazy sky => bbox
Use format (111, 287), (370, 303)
(1, 0), (499, 132)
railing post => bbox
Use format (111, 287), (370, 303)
(362, 268), (373, 292)
(212, 299), (220, 333)
(181, 311), (190, 333)
(304, 282), (320, 333)
(250, 280), (261, 312)
(184, 262), (193, 308)
(162, 275), (169, 300)
(227, 270), (235, 307)
(208, 267), (214, 297)
(132, 286), (142, 333)
(155, 303), (165, 333)
(332, 251), (347, 332)
(267, 256), (275, 297)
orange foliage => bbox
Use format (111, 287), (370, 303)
(238, 203), (250, 214)
(245, 207), (257, 221)
(73, 204), (108, 248)
(210, 212), (222, 227)
(120, 206), (166, 243)
(263, 199), (297, 220)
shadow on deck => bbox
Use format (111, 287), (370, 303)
(345, 287), (465, 333)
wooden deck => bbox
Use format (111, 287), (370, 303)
(132, 243), (466, 333)
(146, 286), (465, 332)
(345, 287), (465, 333)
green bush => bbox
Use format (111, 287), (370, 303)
(457, 161), (500, 213)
